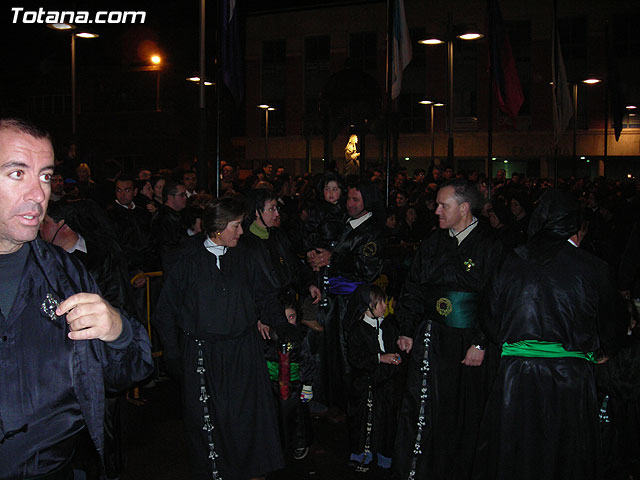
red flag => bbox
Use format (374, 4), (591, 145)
(488, 0), (524, 124)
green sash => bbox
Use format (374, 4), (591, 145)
(501, 340), (597, 363)
(266, 361), (301, 381)
(432, 291), (479, 328)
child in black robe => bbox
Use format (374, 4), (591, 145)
(264, 300), (316, 461)
(346, 284), (405, 472)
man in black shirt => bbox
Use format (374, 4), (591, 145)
(0, 118), (153, 480)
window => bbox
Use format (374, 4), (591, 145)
(349, 32), (377, 74)
(304, 35), (330, 133)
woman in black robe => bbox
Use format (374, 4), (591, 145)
(153, 197), (284, 480)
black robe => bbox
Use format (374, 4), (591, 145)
(153, 243), (284, 480)
(347, 316), (404, 459)
(263, 323), (315, 458)
(320, 215), (384, 409)
(474, 242), (627, 480)
(393, 223), (504, 480)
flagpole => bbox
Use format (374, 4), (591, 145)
(198, 0), (209, 194)
(603, 24), (609, 172)
(487, 0), (494, 200)
(385, 0), (393, 207)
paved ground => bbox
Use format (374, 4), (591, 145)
(122, 379), (392, 480)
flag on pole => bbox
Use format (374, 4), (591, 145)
(391, 0), (412, 99)
(551, 6), (573, 145)
(222, 0), (243, 103)
(488, 0), (524, 124)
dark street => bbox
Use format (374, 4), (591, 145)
(122, 379), (389, 480)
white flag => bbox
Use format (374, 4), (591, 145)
(551, 13), (573, 144)
(391, 0), (413, 99)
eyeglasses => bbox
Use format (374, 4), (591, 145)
(265, 206), (281, 213)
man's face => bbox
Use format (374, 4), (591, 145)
(435, 186), (465, 231)
(183, 172), (197, 192)
(257, 199), (280, 228)
(39, 214), (66, 245)
(347, 188), (366, 219)
(263, 164), (273, 177)
(496, 169), (506, 181)
(222, 166), (234, 181)
(0, 128), (54, 253)
(51, 174), (64, 195)
(396, 193), (407, 207)
(167, 185), (187, 211)
(138, 169), (151, 181)
(443, 168), (454, 179)
(432, 168), (441, 181)
(115, 180), (135, 207)
(276, 167), (285, 176)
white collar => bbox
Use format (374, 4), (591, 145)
(115, 199), (135, 210)
(449, 216), (478, 245)
(67, 234), (87, 254)
(204, 237), (227, 256)
(568, 238), (578, 248)
(363, 312), (382, 328)
(348, 211), (373, 230)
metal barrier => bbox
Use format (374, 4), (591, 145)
(130, 271), (163, 358)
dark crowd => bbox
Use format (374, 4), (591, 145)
(1, 117), (640, 480)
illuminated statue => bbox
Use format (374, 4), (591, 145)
(344, 134), (360, 176)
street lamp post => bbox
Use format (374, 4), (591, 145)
(572, 76), (602, 171)
(48, 24), (98, 136)
(419, 17), (483, 166)
(419, 100), (445, 165)
(258, 104), (275, 161)
(150, 55), (162, 112)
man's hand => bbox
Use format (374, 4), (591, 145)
(257, 320), (270, 340)
(56, 293), (123, 342)
(309, 285), (322, 304)
(310, 248), (332, 271)
(397, 336), (413, 354)
(461, 346), (485, 366)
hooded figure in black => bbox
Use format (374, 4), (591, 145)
(473, 189), (628, 480)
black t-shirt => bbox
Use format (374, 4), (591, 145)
(0, 245), (29, 318)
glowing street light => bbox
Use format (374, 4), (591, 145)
(419, 16), (484, 163)
(47, 23), (99, 135)
(419, 99), (445, 164)
(258, 104), (276, 161)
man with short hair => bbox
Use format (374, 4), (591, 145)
(0, 118), (153, 479)
(151, 180), (189, 271)
(182, 171), (198, 198)
(262, 161), (273, 179)
(393, 178), (505, 480)
(108, 174), (153, 292)
(310, 182), (384, 410)
(50, 169), (66, 203)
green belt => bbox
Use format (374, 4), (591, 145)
(501, 340), (597, 363)
(267, 361), (301, 381)
(432, 291), (479, 328)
